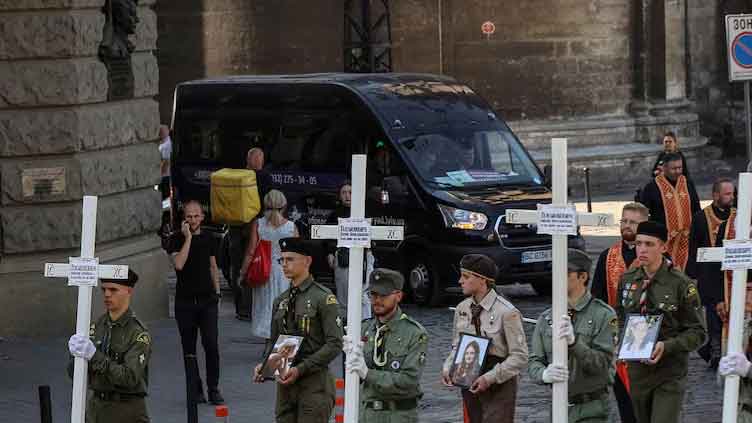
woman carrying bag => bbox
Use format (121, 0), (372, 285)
(240, 190), (298, 341)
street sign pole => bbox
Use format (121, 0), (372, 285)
(746, 81), (752, 163)
(726, 14), (752, 164)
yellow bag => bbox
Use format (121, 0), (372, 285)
(210, 168), (261, 225)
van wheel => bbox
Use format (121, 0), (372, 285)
(408, 256), (442, 307)
(531, 280), (552, 297)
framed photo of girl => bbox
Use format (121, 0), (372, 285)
(449, 333), (492, 388)
(618, 314), (663, 361)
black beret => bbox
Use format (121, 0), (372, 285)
(460, 254), (498, 281)
(567, 249), (592, 273)
(369, 268), (405, 295)
(636, 221), (668, 242)
(101, 269), (138, 287)
(279, 237), (312, 256)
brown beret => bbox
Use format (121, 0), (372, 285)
(460, 254), (498, 281)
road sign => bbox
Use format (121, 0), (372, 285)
(481, 21), (495, 35)
(726, 15), (752, 81)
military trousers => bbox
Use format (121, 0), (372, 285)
(86, 396), (149, 423)
(275, 369), (335, 423)
(630, 377), (685, 423)
(461, 376), (518, 423)
(568, 398), (609, 423)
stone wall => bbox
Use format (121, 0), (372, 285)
(0, 0), (168, 338)
(157, 0), (343, 121)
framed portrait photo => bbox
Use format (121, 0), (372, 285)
(449, 333), (491, 389)
(260, 334), (304, 381)
(618, 314), (663, 361)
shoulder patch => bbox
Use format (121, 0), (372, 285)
(687, 284), (698, 299)
(89, 323), (96, 337)
(135, 332), (151, 345)
(326, 295), (338, 305)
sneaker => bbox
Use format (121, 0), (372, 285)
(208, 389), (225, 405)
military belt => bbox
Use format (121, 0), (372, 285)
(568, 388), (607, 405)
(93, 391), (145, 402)
(364, 398), (418, 411)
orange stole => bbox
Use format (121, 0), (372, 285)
(655, 175), (692, 270)
(721, 212), (752, 353)
(605, 242), (639, 394)
(703, 205), (725, 249)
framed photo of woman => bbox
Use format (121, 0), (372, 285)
(618, 314), (662, 361)
(260, 334), (304, 381)
(449, 333), (491, 388)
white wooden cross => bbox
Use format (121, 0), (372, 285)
(43, 196), (129, 423)
(505, 138), (612, 423)
(311, 155), (404, 423)
(695, 172), (752, 423)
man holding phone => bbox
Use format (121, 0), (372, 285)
(168, 200), (224, 405)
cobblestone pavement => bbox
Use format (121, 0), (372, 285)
(0, 185), (726, 422)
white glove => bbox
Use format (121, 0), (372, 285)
(558, 315), (576, 346)
(719, 352), (752, 378)
(342, 335), (363, 356)
(542, 364), (569, 384)
(68, 334), (96, 361)
(345, 349), (368, 379)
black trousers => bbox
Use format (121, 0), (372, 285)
(228, 225), (251, 317)
(175, 296), (220, 392)
(698, 304), (722, 362)
(614, 372), (636, 423)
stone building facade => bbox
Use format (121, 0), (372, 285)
(0, 0), (168, 337)
(156, 0), (744, 194)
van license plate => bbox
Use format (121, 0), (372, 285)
(521, 250), (552, 264)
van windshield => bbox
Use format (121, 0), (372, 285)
(399, 129), (542, 188)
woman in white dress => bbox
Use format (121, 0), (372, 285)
(240, 189), (298, 340)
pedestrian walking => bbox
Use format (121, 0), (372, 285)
(651, 131), (690, 179)
(67, 270), (151, 423)
(687, 177), (735, 368)
(616, 221), (706, 423)
(441, 254), (528, 423)
(529, 249), (619, 423)
(240, 190), (298, 341)
(639, 153), (701, 270)
(590, 202), (648, 423)
(343, 268), (428, 422)
(253, 237), (343, 423)
(167, 200), (224, 405)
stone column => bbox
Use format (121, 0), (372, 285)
(0, 0), (169, 337)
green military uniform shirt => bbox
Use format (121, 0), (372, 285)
(68, 309), (151, 423)
(616, 261), (706, 423)
(616, 262), (706, 381)
(268, 275), (344, 423)
(360, 306), (428, 422)
(529, 291), (618, 422)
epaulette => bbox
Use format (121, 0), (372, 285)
(591, 297), (616, 315)
(312, 280), (334, 294)
(398, 313), (427, 334)
(493, 292), (520, 313)
(132, 315), (148, 331)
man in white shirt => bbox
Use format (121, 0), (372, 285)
(158, 124), (172, 199)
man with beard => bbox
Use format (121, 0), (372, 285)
(686, 177), (735, 367)
(590, 202), (648, 423)
(639, 153), (701, 270)
(343, 268), (428, 423)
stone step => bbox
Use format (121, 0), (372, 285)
(527, 136), (712, 196)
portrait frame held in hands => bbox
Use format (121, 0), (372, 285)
(618, 314), (663, 361)
(260, 334), (304, 381)
(449, 332), (491, 388)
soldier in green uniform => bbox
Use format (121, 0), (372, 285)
(253, 237), (343, 423)
(529, 249), (619, 423)
(342, 268), (428, 422)
(616, 221), (706, 423)
(67, 269), (151, 423)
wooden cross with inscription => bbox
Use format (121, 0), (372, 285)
(43, 196), (129, 423)
(695, 172), (752, 423)
(311, 155), (404, 423)
(505, 138), (612, 423)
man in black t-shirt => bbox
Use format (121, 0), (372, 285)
(168, 200), (224, 405)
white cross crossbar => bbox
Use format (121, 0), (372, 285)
(505, 209), (613, 227)
(44, 263), (129, 280)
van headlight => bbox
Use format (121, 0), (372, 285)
(438, 205), (488, 230)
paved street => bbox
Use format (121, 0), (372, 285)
(0, 185), (727, 422)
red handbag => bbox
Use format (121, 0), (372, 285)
(246, 232), (271, 287)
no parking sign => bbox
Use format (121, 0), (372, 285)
(727, 14), (752, 81)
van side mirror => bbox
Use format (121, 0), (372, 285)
(543, 165), (552, 188)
